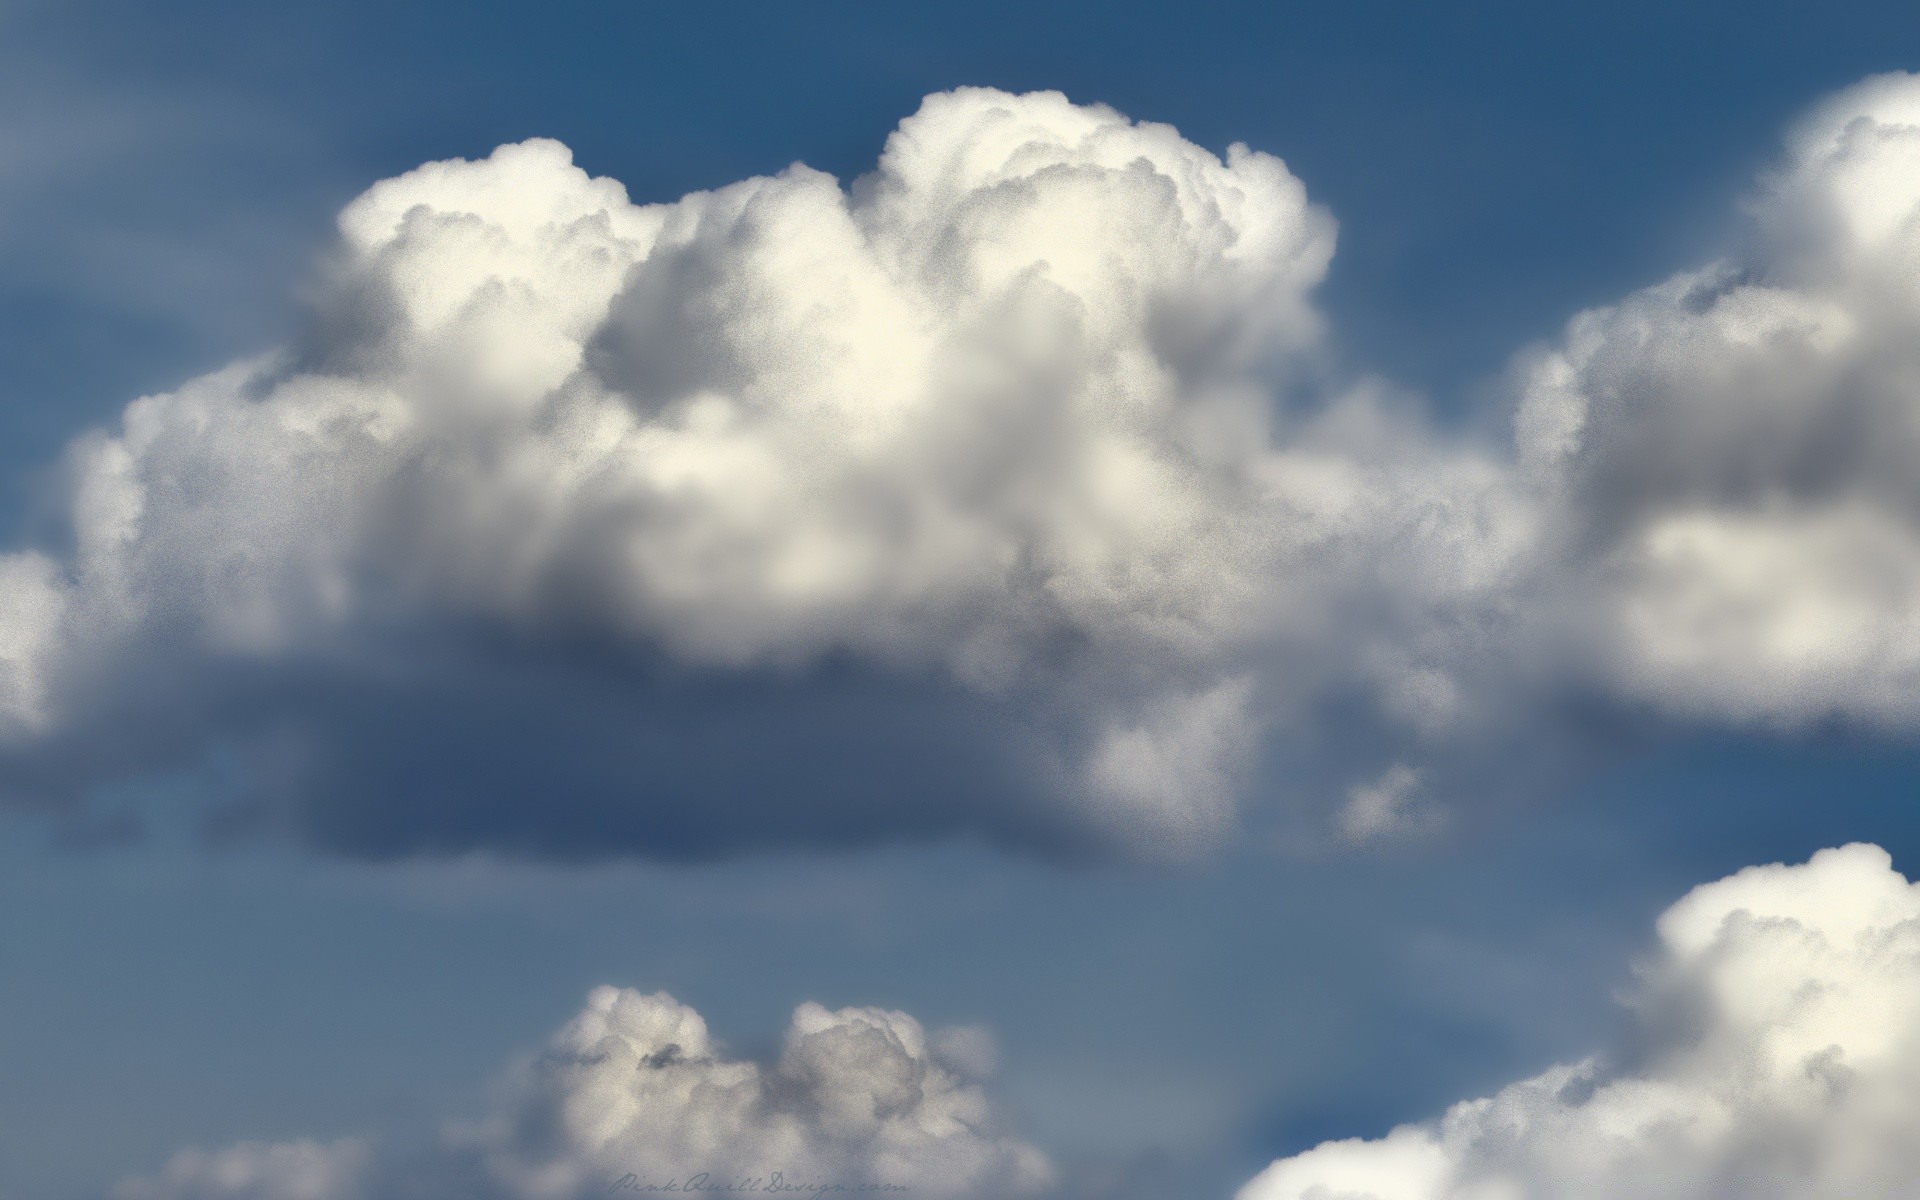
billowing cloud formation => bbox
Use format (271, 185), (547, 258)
(1517, 72), (1920, 726)
(461, 987), (1052, 1197)
(1240, 843), (1920, 1199)
(0, 85), (1525, 858)
(113, 988), (1051, 1200)
(12, 74), (1920, 859)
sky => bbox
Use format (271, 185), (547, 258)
(10, 3), (1920, 1199)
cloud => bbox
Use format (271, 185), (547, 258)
(115, 845), (1920, 1200)
(1239, 842), (1920, 1199)
(12, 73), (1920, 859)
(1335, 763), (1437, 843)
(1515, 71), (1920, 727)
(0, 85), (1527, 859)
(112, 988), (1052, 1200)
(110, 1140), (374, 1200)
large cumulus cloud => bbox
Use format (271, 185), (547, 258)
(1239, 842), (1920, 1199)
(113, 988), (1051, 1200)
(0, 85), (1525, 858)
(12, 72), (1920, 860)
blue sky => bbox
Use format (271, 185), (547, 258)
(10, 4), (1920, 1199)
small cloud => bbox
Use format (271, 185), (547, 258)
(1335, 764), (1440, 843)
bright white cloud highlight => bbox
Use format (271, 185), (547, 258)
(1239, 843), (1920, 1199)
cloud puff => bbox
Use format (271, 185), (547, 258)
(0, 86), (1527, 858)
(112, 989), (1051, 1200)
(1239, 842), (1920, 1199)
(1334, 763), (1437, 843)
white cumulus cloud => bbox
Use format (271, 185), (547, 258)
(1239, 842), (1920, 1199)
(111, 989), (1051, 1200)
(0, 85), (1525, 858)
(12, 72), (1920, 857)
(1516, 71), (1920, 728)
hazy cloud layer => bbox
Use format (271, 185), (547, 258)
(1239, 842), (1920, 1199)
(113, 989), (1050, 1200)
(112, 1140), (374, 1200)
(8, 75), (1920, 858)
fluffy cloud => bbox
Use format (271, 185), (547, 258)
(0, 86), (1524, 858)
(11, 73), (1920, 860)
(117, 846), (1920, 1200)
(112, 989), (1051, 1200)
(1516, 71), (1920, 727)
(1239, 843), (1920, 1199)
